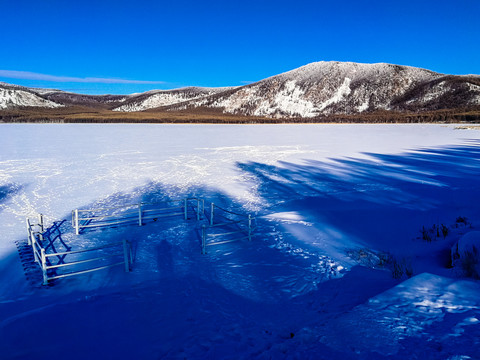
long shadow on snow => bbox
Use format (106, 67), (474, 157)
(1, 272), (393, 360)
(0, 183), (23, 209)
(70, 183), (335, 303)
(237, 140), (480, 256)
(3, 182), (382, 358)
(64, 183), (399, 338)
(44, 136), (479, 292)
(7, 141), (480, 303)
(6, 142), (480, 358)
(3, 182), (317, 303)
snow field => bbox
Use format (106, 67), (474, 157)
(1, 124), (480, 359)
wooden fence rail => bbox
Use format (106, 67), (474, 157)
(26, 214), (132, 285)
(41, 239), (132, 284)
(72, 198), (204, 235)
(201, 203), (256, 254)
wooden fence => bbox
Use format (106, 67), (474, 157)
(71, 198), (255, 254)
(27, 214), (132, 285)
(72, 198), (204, 235)
(26, 214), (44, 263)
(201, 202), (256, 254)
(25, 198), (255, 285)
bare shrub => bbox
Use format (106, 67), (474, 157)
(390, 257), (414, 280)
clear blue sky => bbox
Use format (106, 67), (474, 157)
(1, 0), (479, 94)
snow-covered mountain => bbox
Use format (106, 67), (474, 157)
(112, 86), (235, 112)
(163, 62), (480, 118)
(0, 81), (234, 111)
(1, 62), (479, 118)
(0, 83), (64, 109)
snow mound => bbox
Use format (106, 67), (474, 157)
(452, 231), (480, 278)
(318, 273), (480, 357)
(453, 231), (480, 257)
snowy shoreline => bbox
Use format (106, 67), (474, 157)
(2, 119), (479, 125)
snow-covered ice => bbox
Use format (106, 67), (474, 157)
(1, 124), (480, 359)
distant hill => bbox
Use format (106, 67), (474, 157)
(1, 62), (479, 123)
(0, 82), (64, 109)
(157, 62), (480, 118)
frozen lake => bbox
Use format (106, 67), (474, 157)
(2, 123), (478, 246)
(1, 123), (480, 359)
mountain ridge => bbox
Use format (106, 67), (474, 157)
(1, 61), (479, 121)
(160, 62), (479, 118)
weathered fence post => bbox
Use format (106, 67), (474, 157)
(184, 198), (188, 220)
(202, 225), (206, 254)
(26, 218), (32, 245)
(248, 215), (252, 242)
(74, 209), (79, 235)
(210, 203), (214, 226)
(41, 248), (48, 285)
(38, 214), (44, 242)
(38, 213), (44, 232)
(138, 203), (142, 226)
(32, 232), (39, 263)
